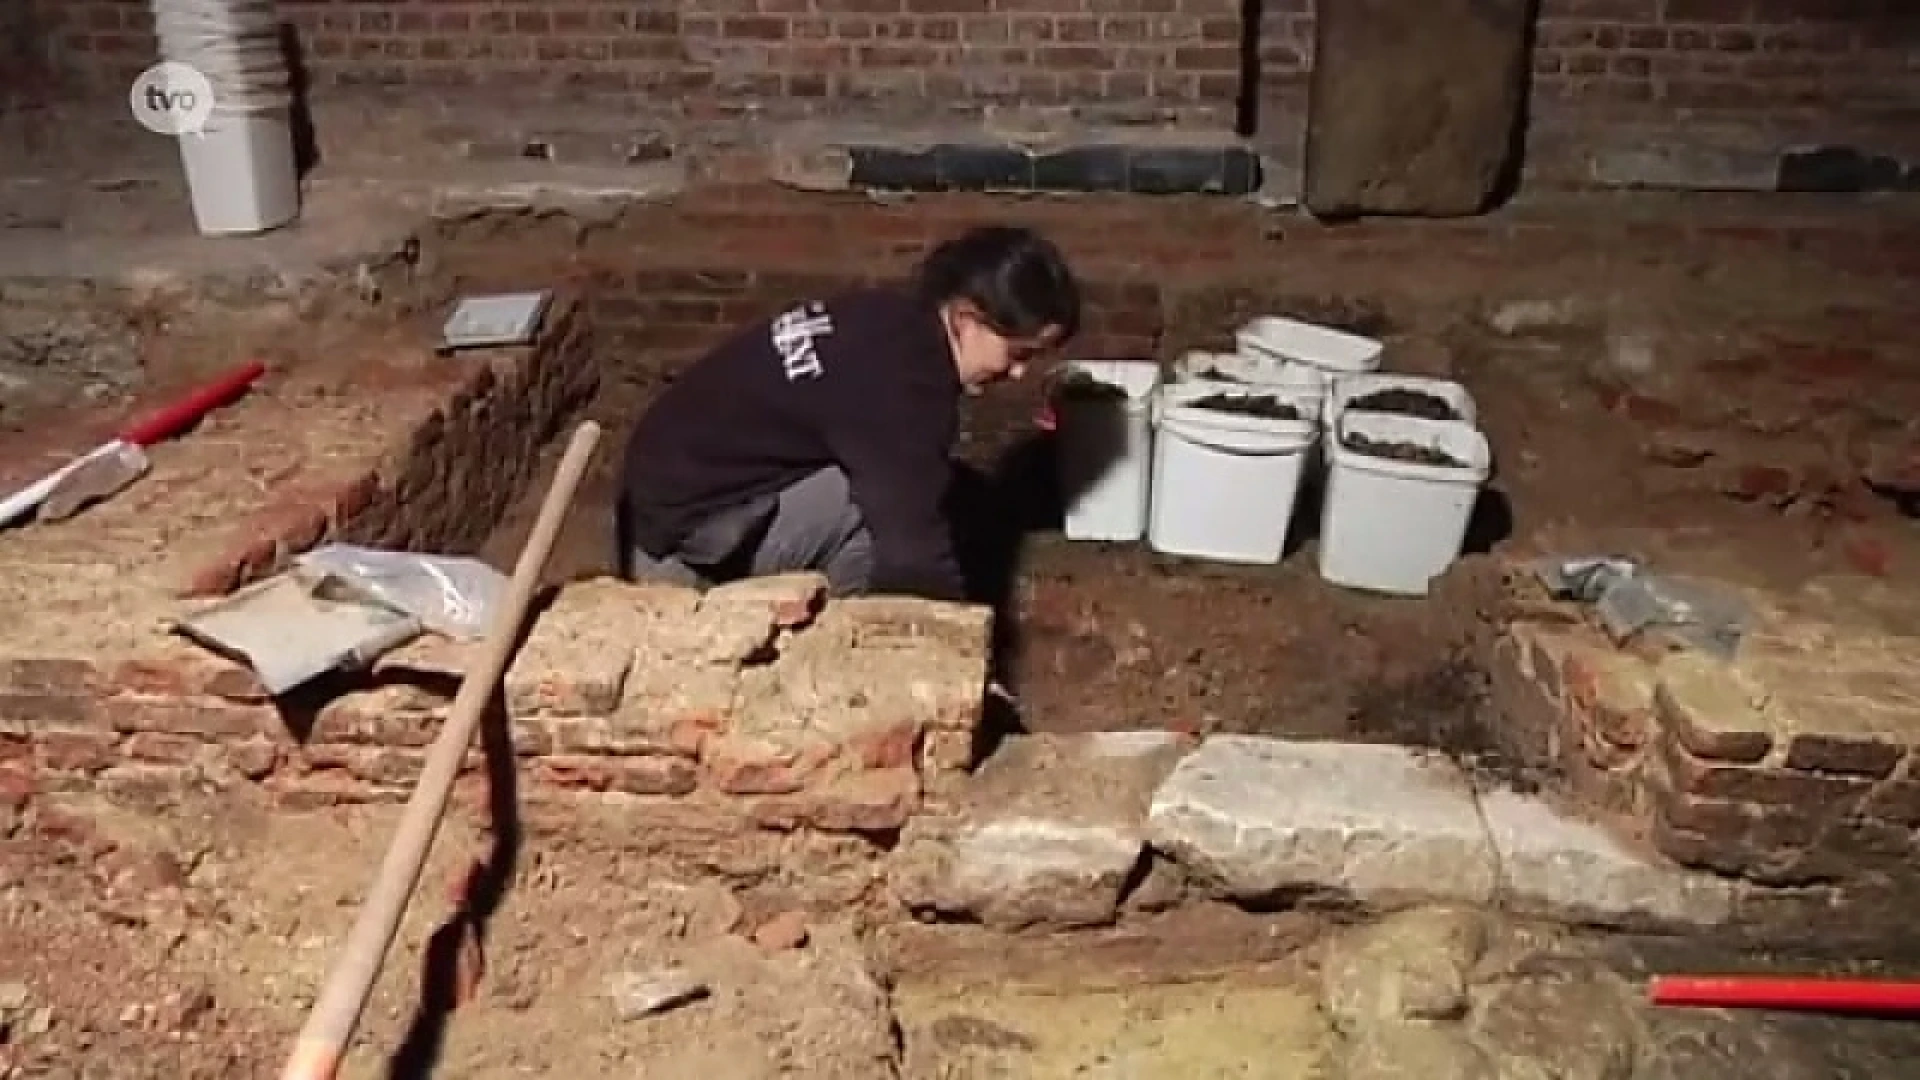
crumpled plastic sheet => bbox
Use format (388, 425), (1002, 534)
(294, 543), (508, 641)
(1530, 555), (1751, 661)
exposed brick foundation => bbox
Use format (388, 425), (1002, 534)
(2, 573), (991, 832)
(1490, 613), (1920, 892)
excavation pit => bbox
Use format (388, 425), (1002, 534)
(5, 195), (1920, 1075)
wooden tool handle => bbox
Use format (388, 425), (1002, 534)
(279, 420), (603, 1080)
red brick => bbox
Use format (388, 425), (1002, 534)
(310, 689), (444, 746)
(702, 736), (829, 795)
(1652, 656), (1774, 763)
(0, 692), (101, 732)
(1782, 733), (1904, 779)
(338, 748), (426, 787)
(1658, 734), (1871, 807)
(845, 721), (922, 771)
(0, 766), (33, 810)
(0, 656), (99, 695)
(37, 729), (119, 773)
(109, 698), (274, 739)
(1651, 789), (1826, 874)
(1562, 646), (1656, 751)
(269, 775), (404, 810)
(535, 754), (698, 796)
(98, 764), (192, 806)
(225, 737), (282, 781)
(748, 767), (921, 833)
(123, 732), (205, 764)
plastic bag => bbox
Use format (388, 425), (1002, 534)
(1595, 574), (1751, 661)
(294, 543), (507, 641)
(1530, 555), (1752, 661)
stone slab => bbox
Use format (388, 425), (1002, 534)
(1145, 736), (1498, 906)
(888, 731), (1190, 930)
(1303, 0), (1531, 216)
(1479, 787), (1736, 930)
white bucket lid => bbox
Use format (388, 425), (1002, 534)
(1236, 316), (1384, 375)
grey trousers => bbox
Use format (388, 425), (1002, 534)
(626, 466), (876, 597)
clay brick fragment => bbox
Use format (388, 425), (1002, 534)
(616, 659), (739, 755)
(506, 578), (703, 715)
(1657, 734), (1871, 807)
(1562, 641), (1657, 751)
(269, 775), (406, 810)
(702, 736), (828, 796)
(225, 736), (282, 780)
(846, 720), (921, 771)
(535, 754), (697, 796)
(1485, 632), (1566, 775)
(1649, 790), (1825, 878)
(0, 766), (32, 810)
(37, 729), (118, 773)
(122, 732), (205, 765)
(0, 693), (99, 734)
(1652, 654), (1774, 762)
(1782, 733), (1904, 779)
(309, 688), (445, 747)
(0, 656), (99, 695)
(920, 727), (978, 772)
(749, 767), (921, 833)
(344, 748), (428, 787)
(539, 715), (695, 757)
(110, 697), (275, 739)
(667, 573), (828, 665)
(1777, 818), (1917, 882)
(98, 764), (192, 805)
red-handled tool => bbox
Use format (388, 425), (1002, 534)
(0, 360), (268, 528)
(116, 360), (266, 446)
(1650, 975), (1920, 1015)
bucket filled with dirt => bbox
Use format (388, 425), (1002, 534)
(1171, 350), (1329, 403)
(1051, 361), (1163, 543)
(1324, 373), (1478, 430)
(1147, 381), (1320, 565)
(1318, 411), (1491, 597)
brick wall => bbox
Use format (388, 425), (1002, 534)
(41, 0), (1919, 153)
(1528, 0), (1918, 140)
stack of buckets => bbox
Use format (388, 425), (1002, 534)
(151, 0), (301, 235)
(1051, 317), (1493, 597)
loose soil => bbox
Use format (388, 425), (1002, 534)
(1191, 365), (1245, 382)
(1347, 387), (1459, 421)
(9, 794), (1919, 1080)
(1341, 431), (1469, 467)
(1051, 371), (1128, 402)
(1188, 391), (1303, 420)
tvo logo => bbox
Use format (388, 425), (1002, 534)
(129, 62), (215, 135)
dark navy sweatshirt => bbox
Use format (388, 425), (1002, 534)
(617, 285), (967, 602)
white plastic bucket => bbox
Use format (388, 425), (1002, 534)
(1146, 381), (1319, 564)
(1321, 372), (1479, 431)
(1053, 359), (1162, 543)
(1171, 348), (1329, 401)
(1236, 316), (1383, 399)
(175, 103), (300, 236)
(1317, 411), (1492, 596)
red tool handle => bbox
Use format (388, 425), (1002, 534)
(1650, 976), (1920, 1014)
(117, 360), (267, 446)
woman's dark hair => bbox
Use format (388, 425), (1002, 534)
(915, 225), (1082, 343)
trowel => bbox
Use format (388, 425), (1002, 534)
(35, 441), (151, 522)
(0, 359), (265, 529)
